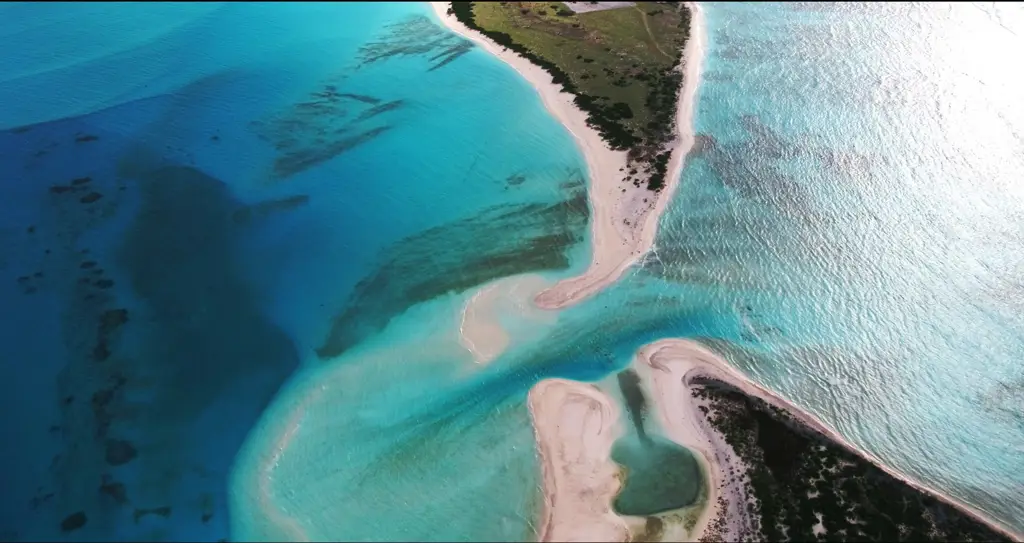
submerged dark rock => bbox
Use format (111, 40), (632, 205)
(98, 309), (128, 336)
(92, 343), (111, 362)
(505, 173), (527, 187)
(59, 511), (87, 532)
(99, 476), (128, 505)
(49, 185), (75, 195)
(79, 192), (103, 204)
(104, 439), (137, 466)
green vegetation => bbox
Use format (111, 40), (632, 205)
(450, 2), (690, 191)
(692, 378), (1014, 542)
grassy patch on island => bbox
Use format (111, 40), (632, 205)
(450, 1), (691, 191)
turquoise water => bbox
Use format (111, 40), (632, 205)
(2, 1), (1023, 541)
(0, 2), (585, 541)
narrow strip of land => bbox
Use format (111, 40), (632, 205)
(440, 2), (705, 311)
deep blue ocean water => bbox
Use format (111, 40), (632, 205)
(1, 1), (1022, 541)
(0, 2), (587, 540)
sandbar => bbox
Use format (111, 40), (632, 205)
(459, 273), (556, 365)
(527, 378), (630, 542)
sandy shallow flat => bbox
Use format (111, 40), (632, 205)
(528, 379), (630, 542)
(458, 273), (556, 365)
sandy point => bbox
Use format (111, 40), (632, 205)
(631, 339), (758, 542)
(528, 378), (630, 542)
(459, 273), (558, 365)
(429, 2), (708, 312)
(532, 1), (709, 311)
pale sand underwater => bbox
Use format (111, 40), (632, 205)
(459, 274), (558, 365)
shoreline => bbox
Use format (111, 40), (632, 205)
(632, 340), (756, 541)
(636, 338), (1024, 542)
(429, 2), (707, 312)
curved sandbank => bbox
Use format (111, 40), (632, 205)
(458, 273), (556, 364)
(527, 378), (630, 542)
(251, 387), (322, 543)
(429, 2), (707, 312)
(631, 340), (756, 542)
(635, 338), (1024, 542)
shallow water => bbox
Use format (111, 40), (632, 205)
(0, 3), (585, 541)
(2, 1), (1023, 541)
(611, 435), (703, 517)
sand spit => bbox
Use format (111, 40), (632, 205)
(632, 340), (757, 542)
(528, 379), (630, 542)
(429, 2), (707, 312)
(534, 1), (707, 311)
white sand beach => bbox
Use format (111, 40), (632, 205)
(535, 1), (707, 310)
(430, 2), (707, 312)
(527, 379), (630, 542)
